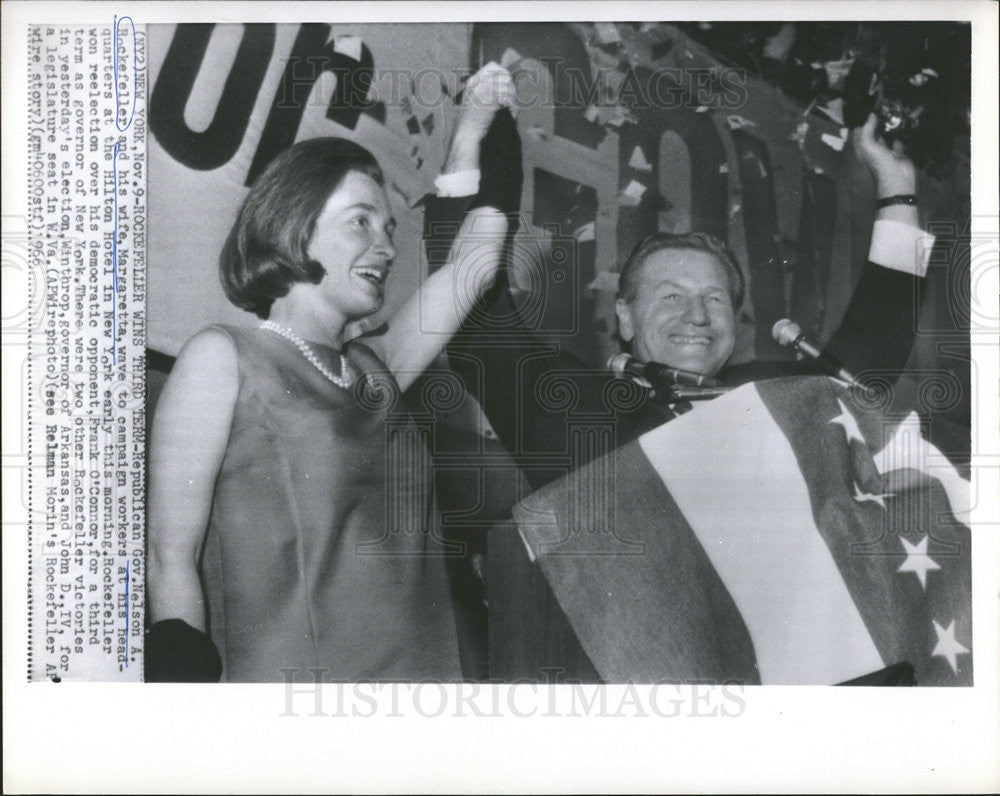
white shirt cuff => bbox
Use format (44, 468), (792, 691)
(434, 169), (481, 197)
(868, 219), (934, 277)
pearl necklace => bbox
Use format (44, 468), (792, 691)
(259, 320), (354, 389)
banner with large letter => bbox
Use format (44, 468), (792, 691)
(148, 21), (970, 433)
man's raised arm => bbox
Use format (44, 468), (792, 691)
(825, 113), (935, 375)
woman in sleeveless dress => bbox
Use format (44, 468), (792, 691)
(145, 126), (509, 681)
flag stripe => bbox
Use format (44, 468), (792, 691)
(514, 443), (760, 684)
(638, 382), (884, 684)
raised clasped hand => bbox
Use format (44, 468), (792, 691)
(454, 61), (517, 144)
(852, 113), (917, 198)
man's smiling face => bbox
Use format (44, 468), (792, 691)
(615, 248), (737, 377)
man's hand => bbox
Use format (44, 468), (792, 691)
(444, 62), (516, 174)
(852, 112), (917, 199)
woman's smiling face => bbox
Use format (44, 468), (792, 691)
(306, 170), (398, 323)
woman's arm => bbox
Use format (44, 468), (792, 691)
(367, 63), (514, 392)
(147, 327), (239, 631)
(373, 206), (508, 392)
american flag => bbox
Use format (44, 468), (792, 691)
(512, 376), (972, 685)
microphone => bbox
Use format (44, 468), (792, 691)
(771, 319), (862, 388)
(608, 353), (723, 389)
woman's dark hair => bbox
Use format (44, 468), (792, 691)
(616, 231), (746, 310)
(219, 137), (384, 318)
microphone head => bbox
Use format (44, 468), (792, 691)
(607, 352), (634, 377)
(772, 318), (802, 347)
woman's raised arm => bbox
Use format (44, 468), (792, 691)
(374, 206), (507, 392)
(147, 327), (239, 630)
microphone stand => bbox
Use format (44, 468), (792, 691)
(662, 385), (733, 401)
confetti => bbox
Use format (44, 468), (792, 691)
(821, 132), (846, 151)
(594, 22), (621, 44)
(729, 202), (742, 218)
(788, 120), (810, 145)
(606, 106), (636, 127)
(628, 145), (653, 172)
(726, 114), (756, 130)
(718, 163), (730, 174)
(573, 220), (596, 242)
(762, 23), (796, 62)
(421, 114), (435, 136)
(758, 160), (769, 179)
(695, 105), (710, 113)
(406, 116), (421, 135)
(823, 58), (854, 91)
(619, 179), (647, 206)
(816, 98), (844, 126)
(584, 105), (601, 123)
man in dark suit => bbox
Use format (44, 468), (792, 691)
(422, 63), (940, 682)
(425, 64), (935, 493)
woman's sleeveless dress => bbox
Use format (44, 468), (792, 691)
(200, 325), (461, 682)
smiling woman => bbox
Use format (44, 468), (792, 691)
(145, 136), (507, 682)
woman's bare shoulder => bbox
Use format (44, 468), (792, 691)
(159, 326), (240, 411)
(174, 326), (239, 372)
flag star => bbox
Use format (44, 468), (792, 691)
(852, 481), (892, 509)
(828, 398), (866, 446)
(931, 619), (969, 674)
(898, 535), (941, 589)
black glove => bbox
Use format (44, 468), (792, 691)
(144, 618), (223, 682)
(471, 107), (523, 220)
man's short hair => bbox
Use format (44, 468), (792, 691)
(219, 137), (384, 319)
(616, 231), (745, 309)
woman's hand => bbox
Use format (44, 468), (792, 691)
(445, 62), (516, 174)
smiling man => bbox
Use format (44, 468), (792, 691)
(614, 234), (743, 378)
(425, 65), (933, 492)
